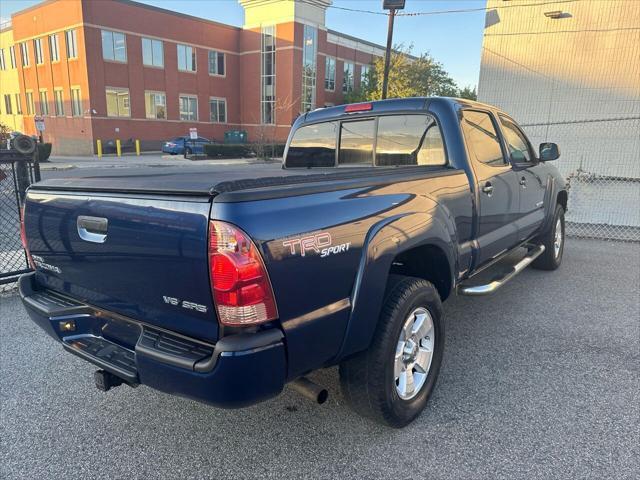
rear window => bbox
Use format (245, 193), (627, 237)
(340, 119), (375, 165)
(285, 114), (446, 168)
(286, 121), (337, 167)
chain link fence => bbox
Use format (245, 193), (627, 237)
(522, 117), (640, 242)
(1, 155), (38, 291)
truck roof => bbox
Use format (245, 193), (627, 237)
(299, 96), (500, 126)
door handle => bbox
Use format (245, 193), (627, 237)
(77, 216), (108, 243)
(482, 182), (494, 195)
(519, 177), (527, 187)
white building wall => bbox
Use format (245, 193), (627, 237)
(478, 0), (640, 240)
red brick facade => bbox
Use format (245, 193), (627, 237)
(7, 0), (382, 155)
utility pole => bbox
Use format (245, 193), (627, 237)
(381, 0), (406, 100)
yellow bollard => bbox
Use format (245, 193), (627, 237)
(116, 139), (121, 157)
(135, 139), (140, 156)
(97, 139), (102, 158)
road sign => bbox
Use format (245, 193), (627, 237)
(189, 128), (198, 140)
(34, 116), (45, 132)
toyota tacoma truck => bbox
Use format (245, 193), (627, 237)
(19, 97), (567, 427)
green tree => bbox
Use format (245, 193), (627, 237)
(344, 44), (475, 102)
(458, 86), (477, 100)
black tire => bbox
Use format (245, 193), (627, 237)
(532, 204), (565, 270)
(339, 277), (445, 428)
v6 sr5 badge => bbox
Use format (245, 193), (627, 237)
(282, 232), (351, 258)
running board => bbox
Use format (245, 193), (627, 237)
(457, 244), (545, 296)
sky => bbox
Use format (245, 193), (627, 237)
(0, 0), (486, 88)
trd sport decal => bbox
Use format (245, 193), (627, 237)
(282, 232), (351, 258)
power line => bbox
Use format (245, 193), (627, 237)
(295, 0), (580, 17)
(397, 0), (580, 17)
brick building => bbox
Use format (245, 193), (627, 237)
(478, 0), (640, 240)
(0, 0), (384, 155)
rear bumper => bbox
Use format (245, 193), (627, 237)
(19, 273), (286, 408)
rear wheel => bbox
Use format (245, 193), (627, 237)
(339, 277), (445, 428)
(532, 204), (565, 270)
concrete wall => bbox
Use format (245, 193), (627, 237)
(478, 0), (640, 238)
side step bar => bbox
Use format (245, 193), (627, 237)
(457, 244), (545, 296)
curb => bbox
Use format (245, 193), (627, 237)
(39, 164), (76, 171)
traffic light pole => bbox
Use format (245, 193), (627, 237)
(381, 8), (396, 100)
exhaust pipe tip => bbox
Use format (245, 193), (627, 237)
(316, 388), (329, 405)
(290, 377), (328, 404)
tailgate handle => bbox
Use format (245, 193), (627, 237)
(77, 216), (108, 243)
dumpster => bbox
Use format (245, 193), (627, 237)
(224, 130), (248, 144)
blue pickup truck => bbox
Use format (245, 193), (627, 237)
(19, 98), (567, 427)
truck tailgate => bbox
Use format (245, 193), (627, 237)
(23, 190), (218, 342)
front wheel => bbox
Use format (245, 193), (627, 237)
(532, 204), (565, 270)
(339, 277), (445, 428)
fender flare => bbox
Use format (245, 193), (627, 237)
(334, 209), (457, 362)
(540, 175), (568, 234)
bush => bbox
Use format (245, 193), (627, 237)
(37, 143), (52, 162)
(204, 143), (285, 159)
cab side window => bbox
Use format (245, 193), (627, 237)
(499, 116), (533, 163)
(461, 110), (505, 167)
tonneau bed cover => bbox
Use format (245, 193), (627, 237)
(29, 164), (450, 197)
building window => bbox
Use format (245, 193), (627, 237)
(209, 98), (226, 123)
(142, 38), (163, 68)
(0, 49), (5, 70)
(301, 25), (317, 113)
(145, 91), (166, 119)
(65, 30), (78, 59)
(324, 56), (335, 91)
(9, 46), (16, 69)
(39, 90), (49, 116)
(20, 42), (30, 67)
(261, 25), (276, 125)
(26, 92), (34, 115)
(34, 38), (43, 64)
(49, 34), (60, 62)
(179, 95), (198, 121)
(4, 95), (12, 115)
(360, 64), (370, 85)
(106, 87), (130, 117)
(343, 62), (354, 93)
(102, 30), (127, 62)
(15, 94), (22, 114)
(54, 89), (64, 116)
(71, 87), (82, 117)
(208, 50), (225, 76)
(177, 44), (196, 72)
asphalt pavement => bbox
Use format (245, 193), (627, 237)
(1, 238), (639, 479)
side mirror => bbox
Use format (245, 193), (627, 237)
(539, 142), (560, 161)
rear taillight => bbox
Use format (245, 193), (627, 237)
(208, 220), (278, 326)
(20, 206), (35, 269)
